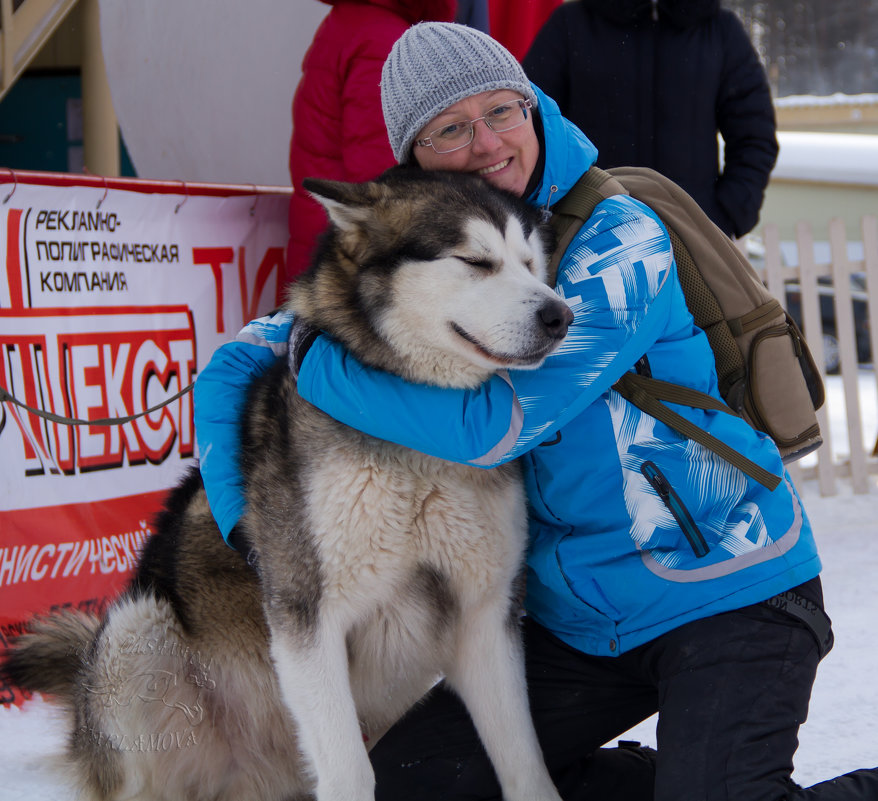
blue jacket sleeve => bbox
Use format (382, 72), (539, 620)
(194, 310), (293, 540)
(296, 338), (521, 465)
(296, 196), (676, 468)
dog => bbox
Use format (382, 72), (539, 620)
(3, 168), (573, 801)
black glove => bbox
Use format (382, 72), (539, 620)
(288, 315), (320, 381)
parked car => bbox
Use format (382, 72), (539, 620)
(784, 274), (872, 374)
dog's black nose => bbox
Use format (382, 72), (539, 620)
(539, 299), (574, 340)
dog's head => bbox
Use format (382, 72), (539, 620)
(290, 168), (573, 388)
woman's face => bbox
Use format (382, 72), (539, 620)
(412, 90), (540, 198)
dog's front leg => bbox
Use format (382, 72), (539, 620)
(447, 603), (563, 801)
(269, 618), (375, 801)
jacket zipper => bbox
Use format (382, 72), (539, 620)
(640, 461), (710, 558)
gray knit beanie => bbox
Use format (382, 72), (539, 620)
(381, 22), (539, 164)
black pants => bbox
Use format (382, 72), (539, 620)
(371, 578), (878, 801)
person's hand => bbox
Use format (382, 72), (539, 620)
(288, 316), (320, 380)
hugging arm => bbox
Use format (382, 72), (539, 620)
(194, 310), (293, 541)
(296, 196), (676, 467)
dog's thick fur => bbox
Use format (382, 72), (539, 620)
(3, 168), (572, 801)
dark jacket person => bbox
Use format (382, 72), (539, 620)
(523, 0), (778, 238)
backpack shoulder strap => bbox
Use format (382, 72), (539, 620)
(546, 165), (783, 490)
(552, 165), (627, 220)
(614, 373), (781, 490)
(546, 166), (628, 284)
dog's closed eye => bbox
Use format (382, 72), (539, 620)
(458, 256), (495, 270)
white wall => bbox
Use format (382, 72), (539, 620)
(98, 0), (329, 186)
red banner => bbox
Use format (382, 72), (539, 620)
(0, 171), (291, 704)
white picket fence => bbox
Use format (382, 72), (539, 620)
(758, 214), (878, 496)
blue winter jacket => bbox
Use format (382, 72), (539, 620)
(194, 85), (820, 658)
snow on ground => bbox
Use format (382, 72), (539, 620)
(1, 373), (876, 798)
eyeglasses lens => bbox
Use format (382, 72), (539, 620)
(427, 100), (530, 154)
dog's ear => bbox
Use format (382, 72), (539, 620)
(304, 177), (380, 233)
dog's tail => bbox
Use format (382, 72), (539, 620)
(2, 610), (99, 701)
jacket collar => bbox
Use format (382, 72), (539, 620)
(527, 84), (599, 210)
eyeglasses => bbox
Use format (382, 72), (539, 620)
(415, 99), (533, 154)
